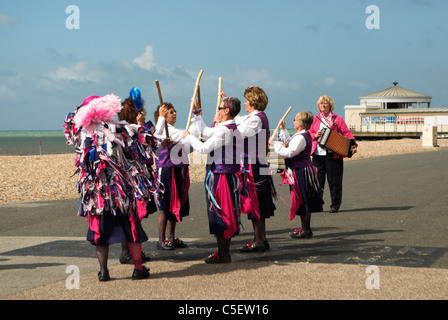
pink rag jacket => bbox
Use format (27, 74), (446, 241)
(308, 113), (357, 159)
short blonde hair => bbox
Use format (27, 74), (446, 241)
(244, 86), (268, 111)
(295, 111), (314, 130)
(316, 95), (334, 112)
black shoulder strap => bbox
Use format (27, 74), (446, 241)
(316, 113), (332, 129)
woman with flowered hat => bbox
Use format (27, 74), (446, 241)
(69, 93), (158, 281)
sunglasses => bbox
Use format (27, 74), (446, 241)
(219, 97), (233, 110)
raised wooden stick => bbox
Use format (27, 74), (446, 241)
(216, 77), (222, 112)
(197, 85), (202, 109)
(269, 106), (292, 141)
(155, 80), (170, 153)
(186, 69), (204, 131)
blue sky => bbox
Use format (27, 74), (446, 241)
(1, 0), (447, 130)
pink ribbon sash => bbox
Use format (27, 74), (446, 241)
(280, 169), (303, 220)
(215, 175), (238, 240)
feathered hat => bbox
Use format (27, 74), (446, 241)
(129, 87), (144, 111)
(74, 94), (122, 130)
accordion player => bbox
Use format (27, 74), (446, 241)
(317, 127), (356, 158)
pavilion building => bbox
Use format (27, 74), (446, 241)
(345, 82), (448, 138)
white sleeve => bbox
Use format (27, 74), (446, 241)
(154, 117), (166, 138)
(189, 117), (201, 137)
(196, 116), (216, 139)
(278, 128), (290, 143)
(234, 114), (247, 125)
(273, 134), (306, 158)
(154, 119), (183, 143)
(183, 126), (227, 154)
(236, 115), (262, 139)
(168, 126), (184, 144)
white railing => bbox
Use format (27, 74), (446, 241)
(350, 124), (448, 134)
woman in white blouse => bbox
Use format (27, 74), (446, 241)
(191, 86), (277, 252)
(183, 97), (242, 263)
(270, 111), (323, 239)
(153, 103), (193, 250)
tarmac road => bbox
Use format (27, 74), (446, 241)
(1, 149), (447, 300)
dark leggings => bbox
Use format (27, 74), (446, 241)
(312, 154), (344, 211)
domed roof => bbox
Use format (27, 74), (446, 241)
(360, 82), (432, 101)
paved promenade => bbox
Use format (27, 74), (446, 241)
(1, 150), (447, 301)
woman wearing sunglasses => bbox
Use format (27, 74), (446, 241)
(183, 97), (242, 263)
(191, 86), (278, 253)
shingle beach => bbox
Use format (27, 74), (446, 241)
(1, 138), (446, 204)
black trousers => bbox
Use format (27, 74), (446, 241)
(312, 154), (344, 211)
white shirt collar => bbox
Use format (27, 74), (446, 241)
(291, 129), (306, 137)
(321, 112), (333, 119)
(217, 119), (236, 126)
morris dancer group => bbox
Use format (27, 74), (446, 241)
(64, 75), (357, 281)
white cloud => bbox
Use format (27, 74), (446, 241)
(133, 45), (156, 71)
(238, 69), (270, 83)
(0, 84), (18, 100)
(0, 72), (23, 101)
(0, 13), (18, 26)
(324, 76), (336, 86)
(347, 80), (369, 90)
(132, 45), (200, 79)
(312, 76), (336, 88)
(234, 69), (301, 90)
(47, 61), (102, 83)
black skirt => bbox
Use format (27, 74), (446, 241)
(86, 210), (148, 246)
(157, 166), (190, 222)
(241, 161), (276, 220)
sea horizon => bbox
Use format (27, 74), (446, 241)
(0, 128), (296, 156)
(0, 130), (72, 156)
(0, 129), (64, 137)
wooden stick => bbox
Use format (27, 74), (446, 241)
(155, 80), (171, 153)
(186, 69), (204, 131)
(216, 77), (222, 112)
(269, 106), (292, 140)
(155, 80), (163, 106)
(197, 85), (202, 109)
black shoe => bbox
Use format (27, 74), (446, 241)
(120, 251), (151, 264)
(204, 252), (231, 264)
(132, 266), (150, 280)
(119, 254), (132, 264)
(330, 207), (339, 213)
(157, 240), (175, 250)
(264, 240), (270, 250)
(240, 240), (267, 253)
(173, 238), (188, 248)
(98, 269), (110, 282)
(141, 250), (151, 262)
(290, 228), (313, 239)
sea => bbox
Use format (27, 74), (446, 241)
(0, 130), (74, 156)
(0, 129), (296, 156)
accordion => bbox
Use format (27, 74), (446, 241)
(317, 127), (356, 158)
